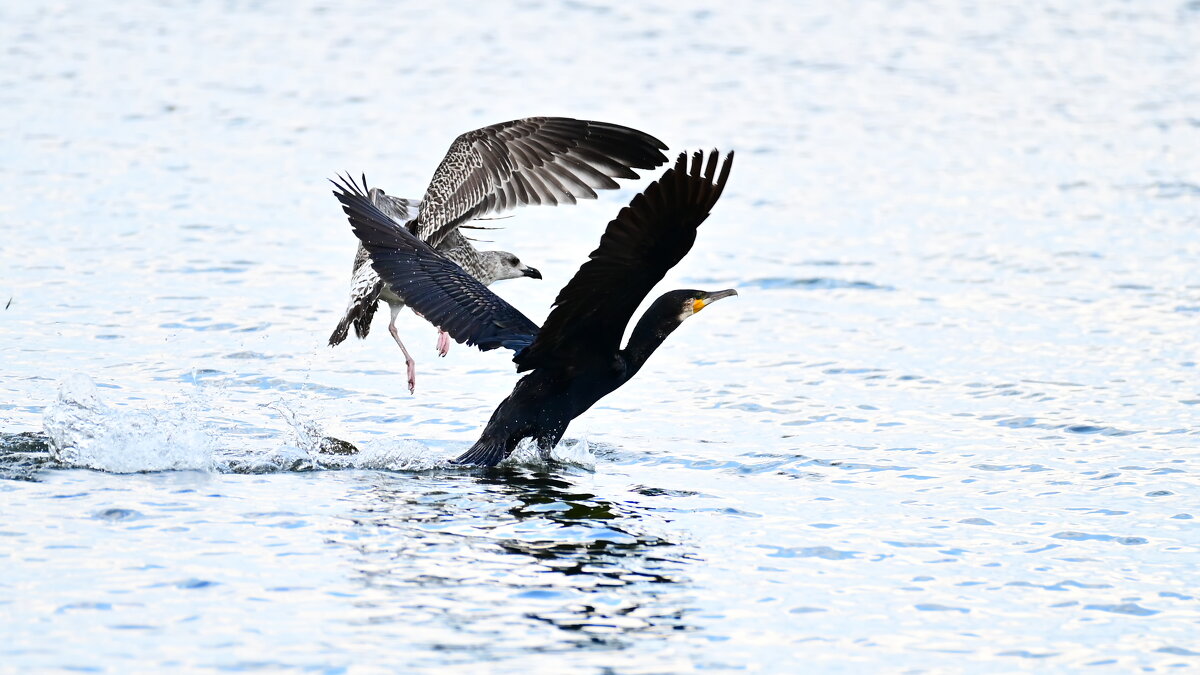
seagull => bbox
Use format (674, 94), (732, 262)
(328, 117), (668, 394)
(332, 150), (736, 466)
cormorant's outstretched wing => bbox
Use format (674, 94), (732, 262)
(513, 150), (733, 372)
(414, 118), (668, 248)
(332, 174), (540, 352)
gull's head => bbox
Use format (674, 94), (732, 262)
(487, 251), (542, 282)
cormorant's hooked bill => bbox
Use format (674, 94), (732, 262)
(692, 288), (738, 314)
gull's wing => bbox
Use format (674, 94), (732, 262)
(328, 189), (420, 346)
(513, 150), (733, 373)
(367, 188), (420, 225)
(414, 118), (668, 248)
(331, 174), (540, 352)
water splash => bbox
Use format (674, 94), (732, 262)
(30, 375), (594, 475)
(323, 437), (447, 471)
(42, 374), (215, 473)
(236, 400), (447, 473)
(505, 436), (597, 471)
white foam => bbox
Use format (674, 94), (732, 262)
(258, 400), (447, 472)
(43, 374), (215, 473)
(39, 374), (593, 475)
(502, 436), (596, 471)
(331, 437), (447, 471)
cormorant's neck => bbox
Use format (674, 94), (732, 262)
(621, 307), (685, 379)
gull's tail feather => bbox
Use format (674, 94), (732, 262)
(328, 299), (377, 346)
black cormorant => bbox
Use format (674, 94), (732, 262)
(332, 150), (735, 466)
(328, 117), (668, 393)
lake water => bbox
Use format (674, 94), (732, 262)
(2, 0), (1199, 672)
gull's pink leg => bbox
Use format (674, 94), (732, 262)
(412, 309), (450, 358)
(389, 306), (417, 394)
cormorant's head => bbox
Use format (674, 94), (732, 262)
(627, 288), (740, 361)
(486, 251), (542, 282)
(676, 288), (738, 321)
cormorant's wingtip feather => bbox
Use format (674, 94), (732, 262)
(702, 150), (718, 186)
(716, 152), (734, 194)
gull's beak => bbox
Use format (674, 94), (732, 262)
(522, 266), (542, 280)
(692, 288), (738, 313)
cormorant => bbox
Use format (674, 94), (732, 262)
(328, 117), (669, 393)
(332, 150), (735, 466)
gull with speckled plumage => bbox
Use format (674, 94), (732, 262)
(328, 117), (668, 393)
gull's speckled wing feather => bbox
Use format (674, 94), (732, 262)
(332, 175), (539, 352)
(513, 150), (733, 372)
(414, 118), (668, 248)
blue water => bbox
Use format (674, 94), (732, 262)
(2, 0), (1199, 671)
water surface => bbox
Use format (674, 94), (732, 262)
(2, 0), (1199, 671)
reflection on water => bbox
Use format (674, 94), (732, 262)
(344, 470), (693, 651)
(1, 430), (697, 649)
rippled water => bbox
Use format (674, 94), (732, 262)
(2, 0), (1199, 671)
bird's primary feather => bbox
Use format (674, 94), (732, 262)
(513, 150), (733, 371)
(414, 118), (668, 249)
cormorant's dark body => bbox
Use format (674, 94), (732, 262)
(456, 291), (706, 465)
(333, 151), (736, 467)
(456, 366), (610, 465)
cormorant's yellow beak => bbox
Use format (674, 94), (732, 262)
(693, 288), (738, 313)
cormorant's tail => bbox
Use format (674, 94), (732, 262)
(452, 436), (509, 466)
(328, 301), (378, 346)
